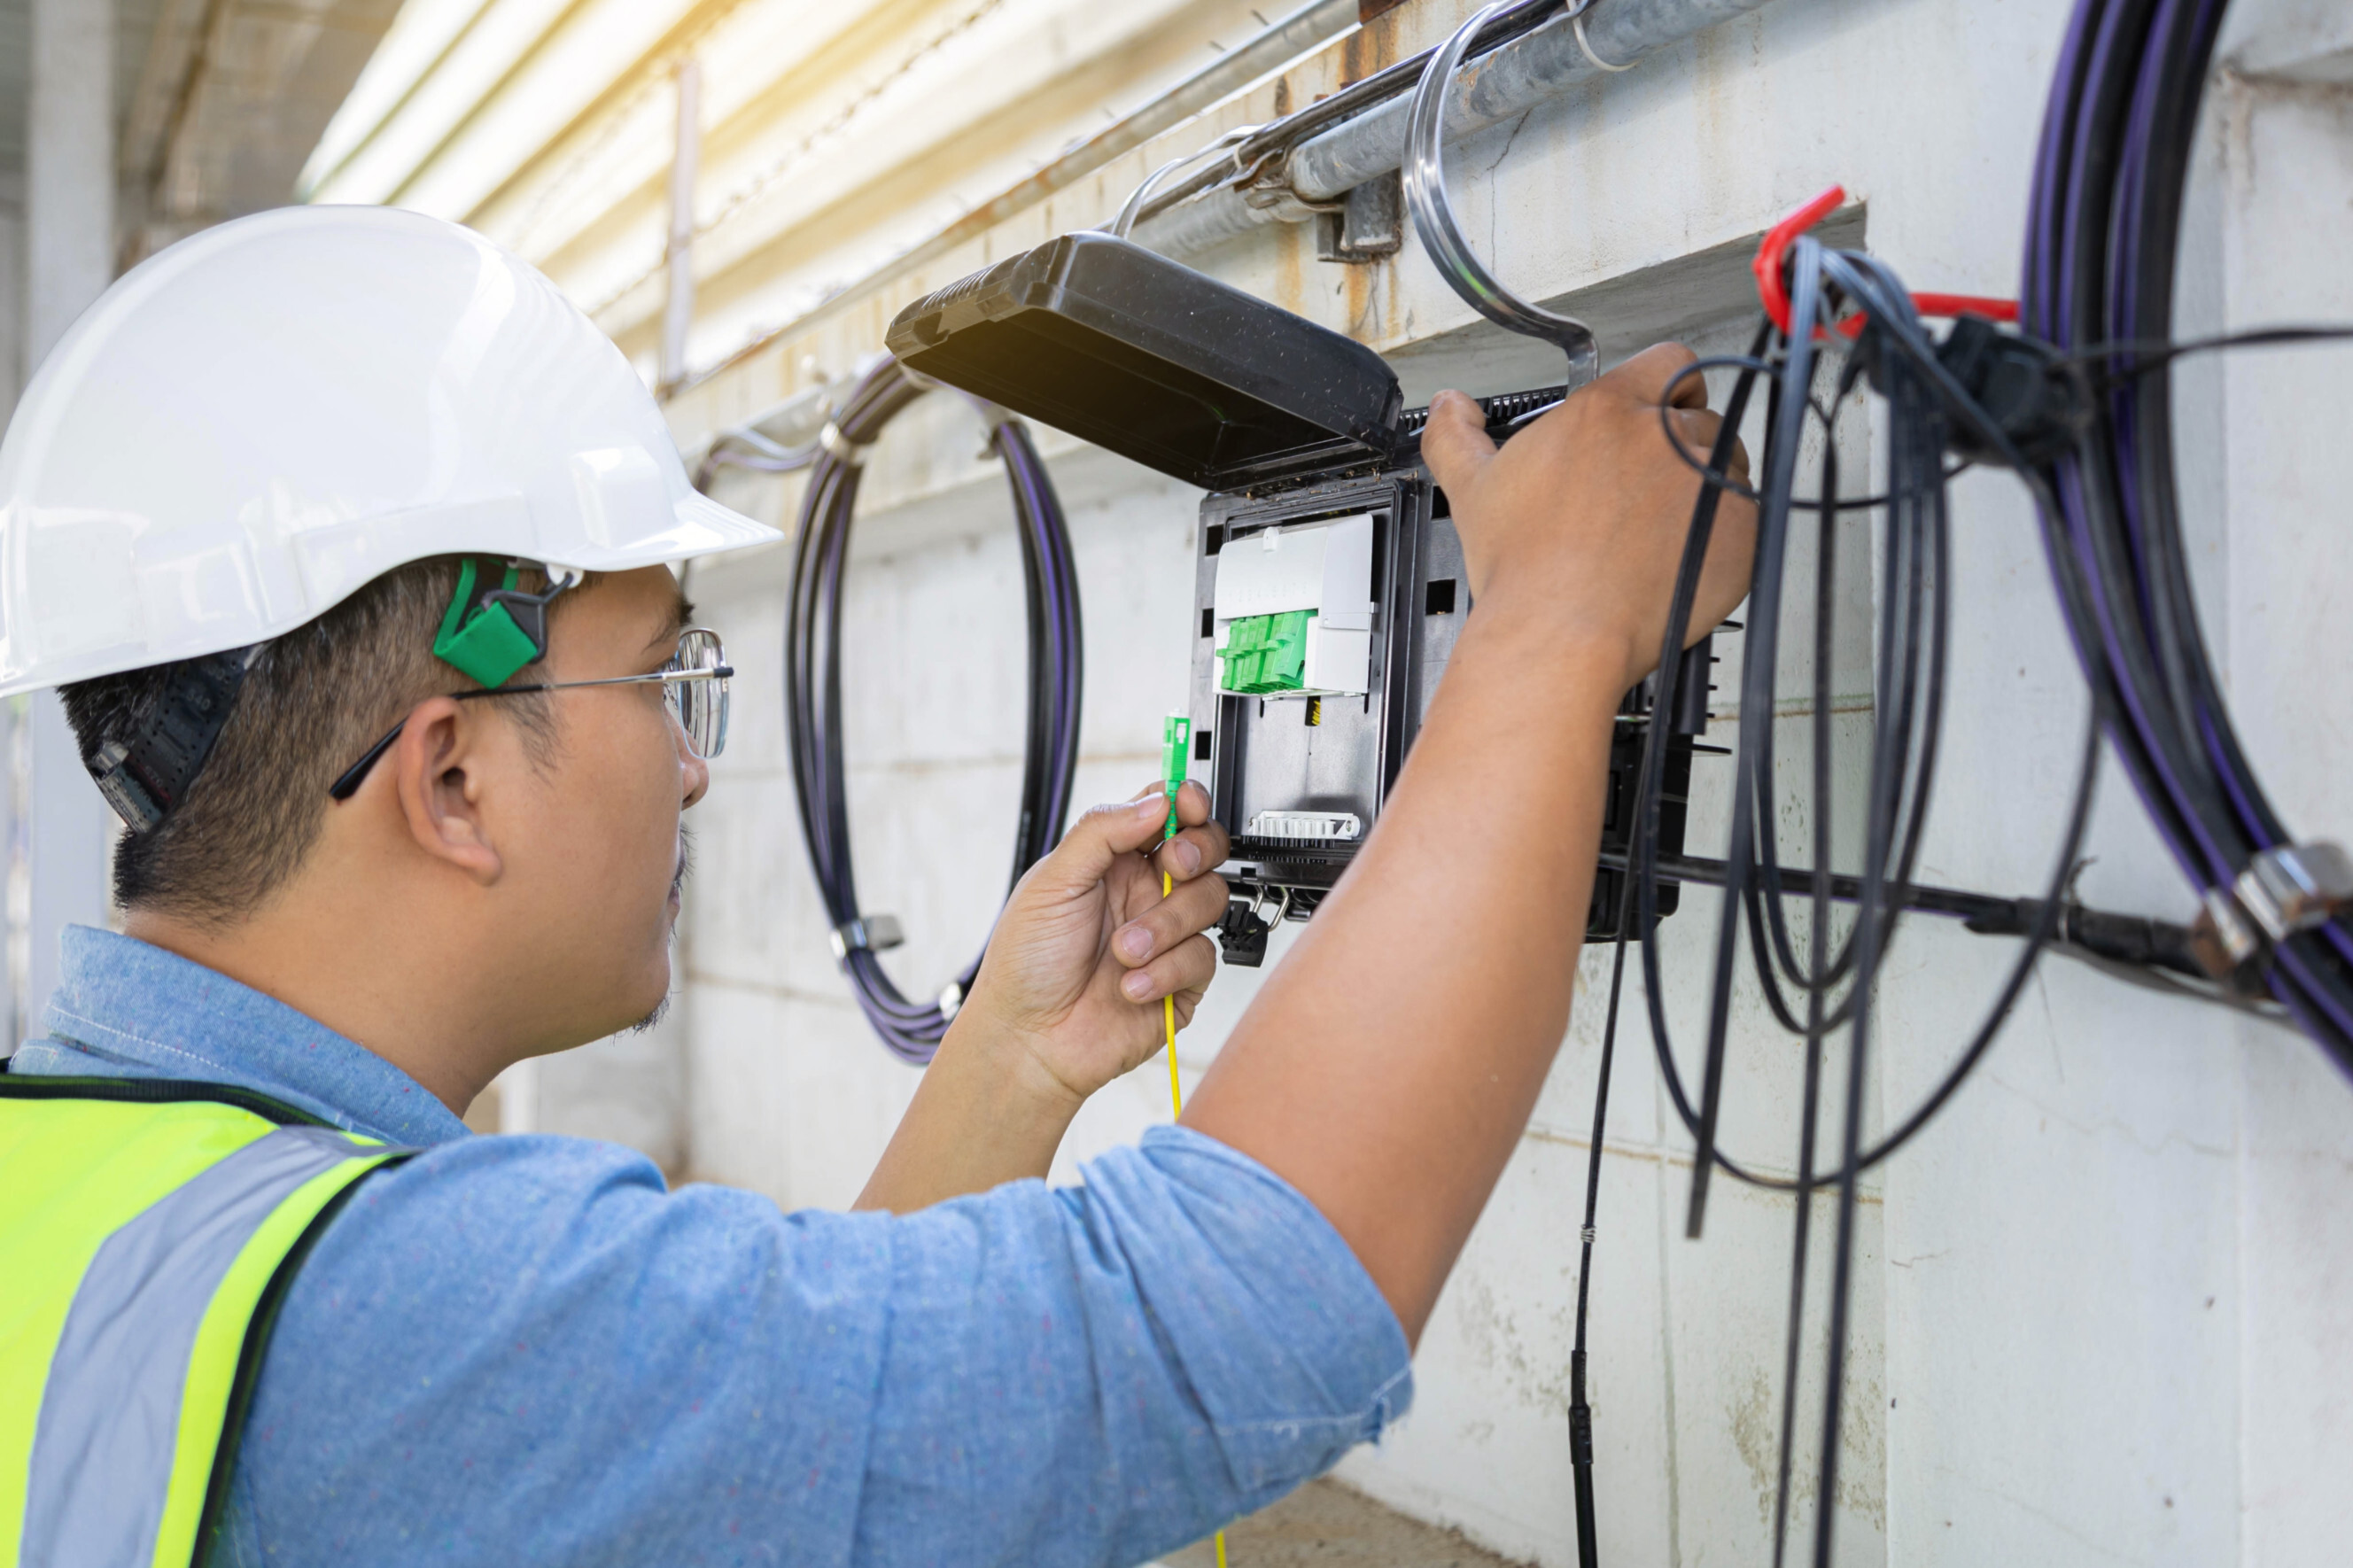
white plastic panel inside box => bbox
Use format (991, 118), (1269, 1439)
(1212, 513), (1374, 696)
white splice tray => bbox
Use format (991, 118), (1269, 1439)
(1246, 810), (1364, 842)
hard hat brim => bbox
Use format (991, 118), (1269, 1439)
(0, 492), (780, 699)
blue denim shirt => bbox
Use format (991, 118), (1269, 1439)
(7, 928), (1410, 1566)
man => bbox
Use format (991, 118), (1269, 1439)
(0, 206), (1750, 1564)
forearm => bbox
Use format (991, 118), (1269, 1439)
(854, 1016), (1083, 1212)
(856, 781), (1231, 1215)
(1179, 612), (1626, 1339)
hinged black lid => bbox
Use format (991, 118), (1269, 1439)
(886, 233), (1403, 490)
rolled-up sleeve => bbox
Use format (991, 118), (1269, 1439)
(228, 1125), (1409, 1568)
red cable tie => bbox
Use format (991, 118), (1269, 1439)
(1752, 184), (1845, 336)
(1753, 186), (2021, 339)
(1905, 293), (2021, 323)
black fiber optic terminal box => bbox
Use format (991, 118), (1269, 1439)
(888, 233), (1707, 961)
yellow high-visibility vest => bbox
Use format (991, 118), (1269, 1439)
(0, 1076), (409, 1567)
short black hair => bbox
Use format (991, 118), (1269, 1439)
(61, 555), (569, 928)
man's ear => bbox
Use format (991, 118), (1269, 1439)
(389, 696), (506, 884)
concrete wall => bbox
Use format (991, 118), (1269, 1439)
(322, 0), (2353, 1561)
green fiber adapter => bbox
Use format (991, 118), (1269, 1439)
(1161, 712), (1191, 841)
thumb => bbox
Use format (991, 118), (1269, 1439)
(1419, 389), (1496, 499)
(1025, 793), (1169, 897)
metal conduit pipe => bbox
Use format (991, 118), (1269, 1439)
(1131, 0), (1779, 259)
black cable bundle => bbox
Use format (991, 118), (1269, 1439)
(2024, 0), (2353, 1065)
(784, 358), (1085, 1064)
(1597, 261), (2103, 1568)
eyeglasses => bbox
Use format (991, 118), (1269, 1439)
(330, 627), (734, 802)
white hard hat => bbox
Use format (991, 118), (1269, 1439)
(0, 205), (779, 697)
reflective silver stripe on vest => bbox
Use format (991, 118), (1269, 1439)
(20, 1125), (389, 1568)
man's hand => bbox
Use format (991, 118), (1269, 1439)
(1420, 343), (1755, 693)
(855, 780), (1229, 1212)
(953, 780), (1231, 1105)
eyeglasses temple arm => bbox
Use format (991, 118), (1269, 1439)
(329, 719), (406, 801)
(334, 661), (733, 799)
(470, 664), (734, 696)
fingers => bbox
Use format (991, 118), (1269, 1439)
(1669, 407), (1724, 467)
(1419, 388), (1498, 498)
(1696, 485), (1760, 636)
(1119, 932), (1220, 1005)
(1125, 776), (1210, 822)
(1117, 779), (1227, 880)
(1112, 870), (1229, 979)
(1669, 407), (1753, 486)
(1154, 812), (1230, 881)
(1601, 341), (1706, 410)
(1176, 776), (1213, 827)
(1720, 430), (1753, 487)
(1037, 791), (1185, 892)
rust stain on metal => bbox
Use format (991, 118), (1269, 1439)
(1363, 1), (1400, 66)
(1339, 3), (1401, 90)
(1350, 3), (1400, 85)
(1342, 255), (1371, 339)
(1274, 220), (1308, 317)
(1340, 26), (1366, 87)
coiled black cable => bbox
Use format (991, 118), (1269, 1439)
(2025, 0), (2353, 1067)
(1396, 14), (2099, 1564)
(1531, 287), (2133, 1567)
(1598, 253), (2108, 1568)
(783, 358), (1084, 1064)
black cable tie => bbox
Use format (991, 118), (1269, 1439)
(1926, 314), (2092, 469)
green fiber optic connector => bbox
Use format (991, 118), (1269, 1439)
(1161, 713), (1191, 841)
(1216, 609), (1314, 695)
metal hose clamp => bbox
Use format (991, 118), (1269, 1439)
(1569, 0), (1635, 73)
(1110, 125), (1262, 240)
(818, 420), (866, 467)
(1402, 1), (1601, 387)
(2188, 842), (2353, 976)
(829, 913), (905, 960)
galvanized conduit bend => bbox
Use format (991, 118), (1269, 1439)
(1130, 0), (1780, 260)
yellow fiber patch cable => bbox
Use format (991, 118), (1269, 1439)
(1160, 714), (1228, 1568)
